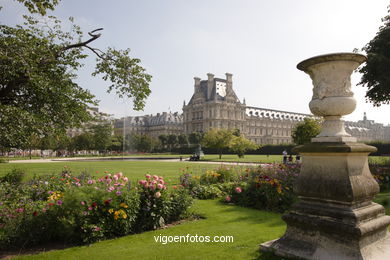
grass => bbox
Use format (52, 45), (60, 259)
(3, 159), (390, 259)
(14, 200), (286, 260)
(201, 154), (283, 163)
(14, 192), (390, 260)
(0, 161), (232, 184)
(0, 153), (191, 161)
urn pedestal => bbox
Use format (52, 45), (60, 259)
(260, 53), (390, 259)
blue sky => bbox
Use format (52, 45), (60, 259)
(2, 0), (389, 124)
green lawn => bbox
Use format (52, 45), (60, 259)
(13, 191), (390, 260)
(3, 160), (390, 260)
(0, 161), (227, 184)
(15, 200), (285, 260)
(202, 154), (283, 163)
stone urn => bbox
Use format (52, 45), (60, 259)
(297, 53), (366, 142)
(260, 53), (390, 260)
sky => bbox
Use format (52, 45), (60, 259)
(2, 0), (389, 125)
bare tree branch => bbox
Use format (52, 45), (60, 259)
(85, 45), (104, 59)
(61, 28), (103, 52)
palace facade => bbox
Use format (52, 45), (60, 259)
(114, 73), (390, 144)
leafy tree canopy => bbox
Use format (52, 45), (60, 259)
(201, 129), (233, 159)
(0, 0), (152, 149)
(358, 6), (390, 106)
(291, 118), (321, 145)
(229, 135), (259, 158)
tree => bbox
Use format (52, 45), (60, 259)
(90, 123), (113, 154)
(229, 135), (259, 158)
(158, 134), (168, 150)
(73, 133), (94, 152)
(291, 118), (321, 145)
(201, 129), (233, 159)
(0, 1), (152, 150)
(188, 132), (203, 146)
(358, 6), (390, 106)
(109, 135), (123, 153)
(130, 134), (157, 153)
(178, 134), (189, 148)
(167, 134), (178, 151)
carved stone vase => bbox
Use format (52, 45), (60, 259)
(260, 53), (390, 259)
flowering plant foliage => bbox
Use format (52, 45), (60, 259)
(0, 168), (192, 249)
(224, 164), (299, 212)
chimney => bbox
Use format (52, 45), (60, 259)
(194, 77), (201, 93)
(226, 73), (233, 93)
(207, 73), (214, 99)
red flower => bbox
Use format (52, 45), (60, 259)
(32, 211), (38, 216)
(91, 202), (97, 208)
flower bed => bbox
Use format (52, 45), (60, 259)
(0, 168), (192, 249)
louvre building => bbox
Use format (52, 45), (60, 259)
(114, 73), (390, 145)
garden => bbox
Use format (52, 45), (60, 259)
(1, 157), (389, 259)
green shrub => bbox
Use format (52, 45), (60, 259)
(0, 168), (25, 184)
(0, 158), (8, 163)
(0, 171), (193, 249)
(199, 167), (236, 185)
(191, 185), (223, 199)
(135, 174), (193, 232)
(223, 164), (299, 213)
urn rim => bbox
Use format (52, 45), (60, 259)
(297, 52), (367, 71)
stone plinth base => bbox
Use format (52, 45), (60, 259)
(260, 142), (390, 259)
(261, 234), (390, 260)
(260, 201), (390, 260)
(311, 136), (357, 143)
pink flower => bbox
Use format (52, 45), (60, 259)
(235, 187), (242, 194)
(145, 174), (151, 179)
(48, 191), (53, 195)
(88, 206), (93, 211)
(107, 186), (115, 192)
(94, 226), (102, 231)
(116, 191), (122, 196)
(16, 208), (24, 213)
(113, 175), (119, 181)
(225, 196), (231, 202)
(117, 172), (123, 177)
(57, 200), (63, 205)
(158, 179), (165, 184)
(149, 184), (156, 190)
(87, 180), (93, 185)
(155, 192), (161, 198)
(152, 180), (157, 185)
(106, 178), (112, 184)
(153, 175), (159, 180)
(75, 182), (81, 187)
(157, 183), (164, 190)
(172, 186), (177, 189)
(80, 201), (85, 205)
(139, 180), (147, 185)
(123, 177), (128, 182)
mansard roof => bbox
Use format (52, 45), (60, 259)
(116, 112), (183, 128)
(245, 106), (313, 121)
